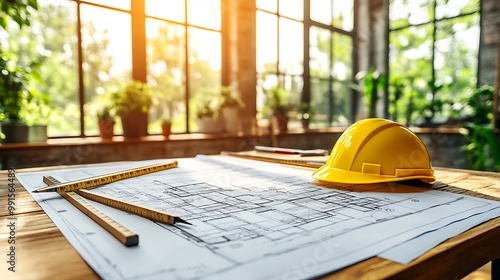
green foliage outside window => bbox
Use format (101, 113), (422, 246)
(3, 1), (79, 135)
(3, 0), (222, 136)
(0, 0), (41, 124)
(389, 0), (480, 126)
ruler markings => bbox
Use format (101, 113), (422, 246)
(43, 176), (139, 247)
(34, 161), (178, 193)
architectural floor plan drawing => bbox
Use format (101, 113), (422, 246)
(17, 156), (500, 280)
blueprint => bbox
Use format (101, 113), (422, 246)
(17, 155), (500, 280)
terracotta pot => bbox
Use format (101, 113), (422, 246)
(301, 118), (310, 129)
(272, 114), (288, 133)
(98, 121), (115, 139)
(196, 118), (225, 133)
(120, 109), (148, 138)
(161, 123), (172, 137)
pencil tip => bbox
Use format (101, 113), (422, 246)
(175, 217), (193, 226)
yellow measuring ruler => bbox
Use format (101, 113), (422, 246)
(74, 189), (191, 225)
(33, 161), (178, 193)
(43, 176), (139, 247)
(40, 160), (191, 226)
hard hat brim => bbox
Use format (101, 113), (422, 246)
(312, 165), (436, 184)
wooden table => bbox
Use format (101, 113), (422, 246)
(1, 162), (499, 279)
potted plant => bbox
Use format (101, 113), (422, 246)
(219, 85), (245, 135)
(110, 80), (152, 138)
(355, 68), (386, 119)
(263, 85), (290, 133)
(0, 0), (39, 143)
(160, 116), (172, 137)
(97, 107), (115, 139)
(196, 101), (224, 133)
(0, 51), (33, 143)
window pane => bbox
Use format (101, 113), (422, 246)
(333, 0), (353, 31)
(257, 0), (277, 13)
(146, 0), (185, 23)
(257, 11), (278, 74)
(332, 81), (352, 125)
(81, 5), (132, 136)
(16, 0), (80, 136)
(310, 79), (351, 127)
(188, 0), (221, 30)
(279, 0), (303, 20)
(390, 26), (433, 79)
(279, 18), (303, 75)
(188, 28), (221, 131)
(389, 1), (480, 125)
(281, 74), (303, 129)
(332, 33), (352, 81)
(390, 0), (434, 30)
(311, 78), (331, 127)
(147, 20), (186, 133)
(435, 14), (479, 100)
(436, 0), (479, 19)
(310, 26), (331, 78)
(311, 0), (332, 25)
(83, 0), (130, 10)
(256, 74), (278, 115)
(389, 25), (433, 123)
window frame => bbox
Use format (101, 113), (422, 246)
(256, 0), (358, 128)
(386, 0), (481, 124)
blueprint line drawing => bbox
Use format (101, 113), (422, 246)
(17, 156), (500, 280)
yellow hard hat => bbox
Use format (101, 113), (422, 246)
(312, 118), (435, 184)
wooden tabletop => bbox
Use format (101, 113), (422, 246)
(1, 162), (499, 280)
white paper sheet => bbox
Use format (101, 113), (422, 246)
(378, 206), (500, 264)
(16, 155), (500, 280)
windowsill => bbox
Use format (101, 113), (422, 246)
(0, 133), (254, 150)
(0, 126), (467, 150)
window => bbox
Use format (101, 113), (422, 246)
(4, 0), (221, 137)
(256, 1), (304, 129)
(82, 3), (132, 136)
(256, 0), (355, 129)
(388, 0), (480, 125)
(309, 0), (354, 127)
(3, 0), (80, 136)
(6, 0), (357, 137)
(146, 0), (221, 133)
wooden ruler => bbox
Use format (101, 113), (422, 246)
(41, 162), (191, 225)
(43, 176), (139, 247)
(34, 161), (178, 193)
(74, 188), (191, 225)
